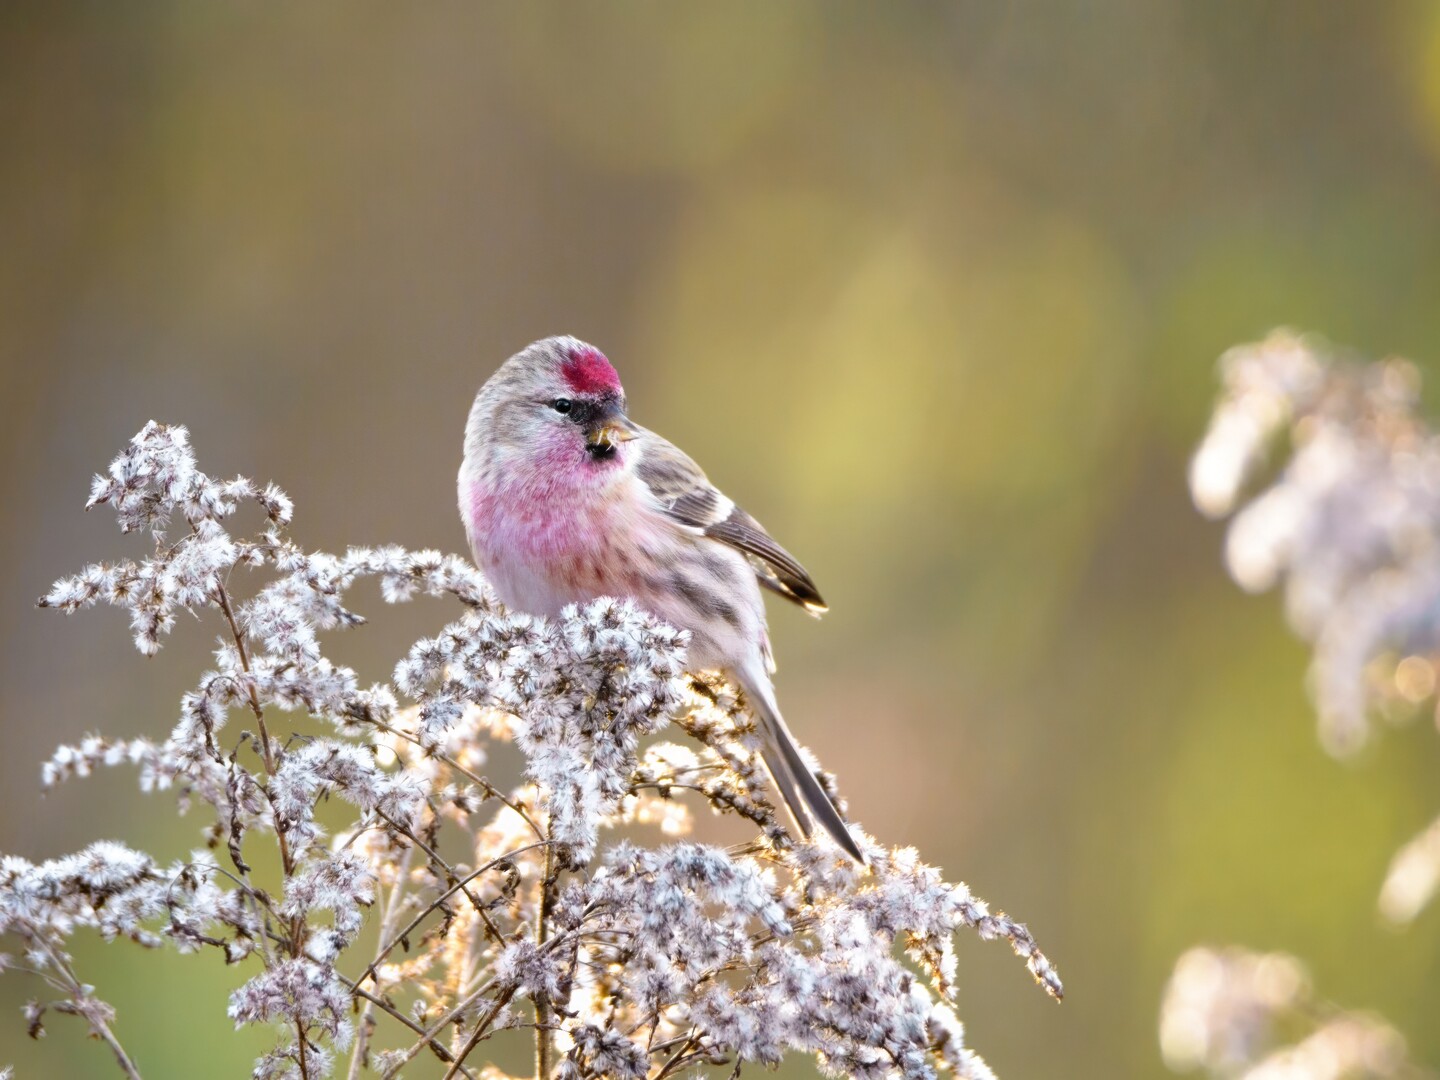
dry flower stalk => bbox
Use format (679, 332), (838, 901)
(2, 422), (1060, 1079)
(1191, 331), (1440, 926)
(1160, 947), (1419, 1080)
(1166, 333), (1440, 1079)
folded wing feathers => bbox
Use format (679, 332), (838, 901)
(706, 508), (827, 614)
(636, 430), (827, 615)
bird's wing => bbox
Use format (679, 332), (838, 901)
(635, 428), (827, 614)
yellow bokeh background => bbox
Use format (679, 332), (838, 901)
(5, 4), (1440, 1076)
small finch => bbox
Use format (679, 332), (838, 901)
(459, 335), (865, 863)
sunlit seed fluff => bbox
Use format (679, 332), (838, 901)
(1158, 946), (1416, 1079)
(9, 422), (1062, 1079)
(1192, 333), (1440, 761)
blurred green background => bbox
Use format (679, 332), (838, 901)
(5, 3), (1440, 1076)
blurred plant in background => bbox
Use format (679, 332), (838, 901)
(1159, 947), (1419, 1080)
(1163, 332), (1440, 1077)
(1191, 331), (1440, 921)
(0, 423), (1060, 1079)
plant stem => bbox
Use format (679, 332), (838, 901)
(348, 842), (414, 1080)
(92, 1014), (144, 1080)
(296, 1021), (310, 1077)
(342, 979), (478, 1078)
(385, 915), (597, 1079)
(371, 810), (505, 946)
(216, 574), (309, 1079)
(355, 840), (549, 991)
(366, 718), (545, 840)
(47, 950), (143, 1080)
(439, 989), (517, 1080)
(535, 831), (556, 1080)
(215, 580), (294, 876)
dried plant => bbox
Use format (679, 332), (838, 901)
(1189, 331), (1440, 925)
(1190, 331), (1440, 762)
(1159, 947), (1420, 1080)
(1162, 332), (1440, 1079)
(1, 422), (1060, 1079)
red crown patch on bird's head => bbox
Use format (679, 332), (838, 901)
(561, 345), (622, 396)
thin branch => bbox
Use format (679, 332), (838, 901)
(535, 825), (557, 1080)
(439, 988), (519, 1080)
(653, 1033), (701, 1080)
(382, 914), (604, 1079)
(356, 840), (551, 991)
(366, 717), (544, 840)
(216, 573), (309, 1080)
(371, 809), (506, 947)
(43, 946), (143, 1080)
(296, 1020), (311, 1078)
(348, 842), (415, 1080)
(340, 977), (479, 1079)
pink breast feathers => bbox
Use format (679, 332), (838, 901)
(561, 345), (622, 396)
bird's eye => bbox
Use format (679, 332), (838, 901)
(551, 399), (573, 415)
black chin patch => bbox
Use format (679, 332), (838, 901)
(587, 442), (617, 462)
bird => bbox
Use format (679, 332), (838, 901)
(458, 335), (865, 863)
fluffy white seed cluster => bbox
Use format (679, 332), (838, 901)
(545, 841), (1056, 1080)
(3, 423), (1061, 1079)
(1159, 947), (1410, 1080)
(1191, 334), (1440, 935)
(1174, 336), (1440, 1080)
(396, 597), (688, 866)
(1189, 331), (1440, 759)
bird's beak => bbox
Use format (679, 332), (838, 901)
(585, 414), (640, 452)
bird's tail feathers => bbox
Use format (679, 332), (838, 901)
(739, 670), (866, 865)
